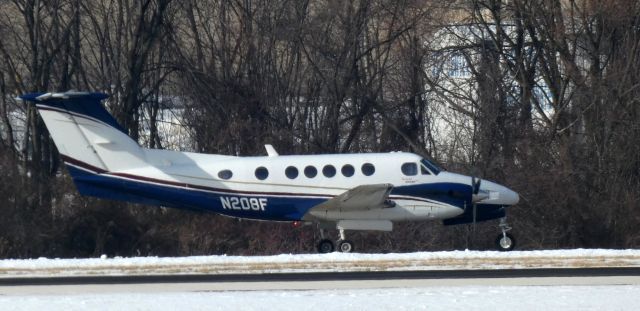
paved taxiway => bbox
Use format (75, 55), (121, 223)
(2, 268), (640, 295)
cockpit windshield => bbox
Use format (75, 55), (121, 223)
(420, 158), (442, 175)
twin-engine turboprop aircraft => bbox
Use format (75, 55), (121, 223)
(20, 91), (520, 252)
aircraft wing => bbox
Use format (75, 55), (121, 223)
(312, 183), (395, 211)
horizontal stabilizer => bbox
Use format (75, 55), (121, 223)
(20, 91), (145, 172)
(20, 91), (127, 135)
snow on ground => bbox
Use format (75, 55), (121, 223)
(2, 249), (640, 277)
(1, 285), (640, 311)
(2, 250), (640, 310)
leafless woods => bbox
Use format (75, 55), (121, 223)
(0, 0), (639, 257)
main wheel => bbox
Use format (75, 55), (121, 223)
(337, 240), (354, 253)
(495, 233), (516, 251)
(317, 239), (334, 253)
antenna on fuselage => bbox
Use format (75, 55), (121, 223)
(265, 144), (279, 157)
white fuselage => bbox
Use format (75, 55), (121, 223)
(22, 91), (519, 230)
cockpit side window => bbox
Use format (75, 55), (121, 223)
(420, 159), (441, 175)
(420, 165), (431, 175)
(401, 162), (418, 176)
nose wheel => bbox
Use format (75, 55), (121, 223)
(495, 218), (516, 251)
(337, 239), (354, 253)
(316, 228), (355, 253)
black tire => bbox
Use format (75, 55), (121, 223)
(337, 240), (354, 253)
(495, 233), (516, 251)
(317, 239), (334, 253)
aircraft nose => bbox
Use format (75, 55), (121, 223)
(478, 180), (520, 206)
(502, 187), (519, 205)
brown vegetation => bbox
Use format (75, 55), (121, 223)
(0, 0), (639, 258)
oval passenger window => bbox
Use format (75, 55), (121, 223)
(255, 166), (269, 180)
(218, 169), (233, 180)
(285, 166), (298, 179)
(304, 166), (317, 178)
(322, 165), (336, 177)
(341, 164), (355, 177)
(361, 163), (375, 176)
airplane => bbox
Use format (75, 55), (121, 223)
(19, 91), (520, 253)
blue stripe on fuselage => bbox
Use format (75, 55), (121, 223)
(442, 204), (506, 225)
(66, 161), (480, 222)
(66, 165), (325, 221)
(392, 183), (470, 210)
(392, 183), (507, 223)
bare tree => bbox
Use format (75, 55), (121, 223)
(1, 0), (639, 258)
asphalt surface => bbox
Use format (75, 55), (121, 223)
(3, 267), (640, 286)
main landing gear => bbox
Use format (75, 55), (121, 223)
(317, 229), (354, 253)
(495, 217), (516, 251)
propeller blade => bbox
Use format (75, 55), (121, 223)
(473, 177), (481, 194)
(472, 202), (477, 227)
(471, 176), (488, 203)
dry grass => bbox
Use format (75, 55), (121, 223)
(2, 252), (640, 278)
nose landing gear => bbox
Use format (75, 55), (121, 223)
(337, 229), (354, 253)
(316, 228), (355, 253)
(495, 218), (516, 251)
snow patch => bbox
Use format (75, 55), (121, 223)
(1, 249), (639, 278)
(1, 286), (640, 311)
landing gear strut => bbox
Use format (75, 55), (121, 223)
(495, 218), (516, 251)
(337, 229), (354, 253)
(316, 228), (354, 253)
